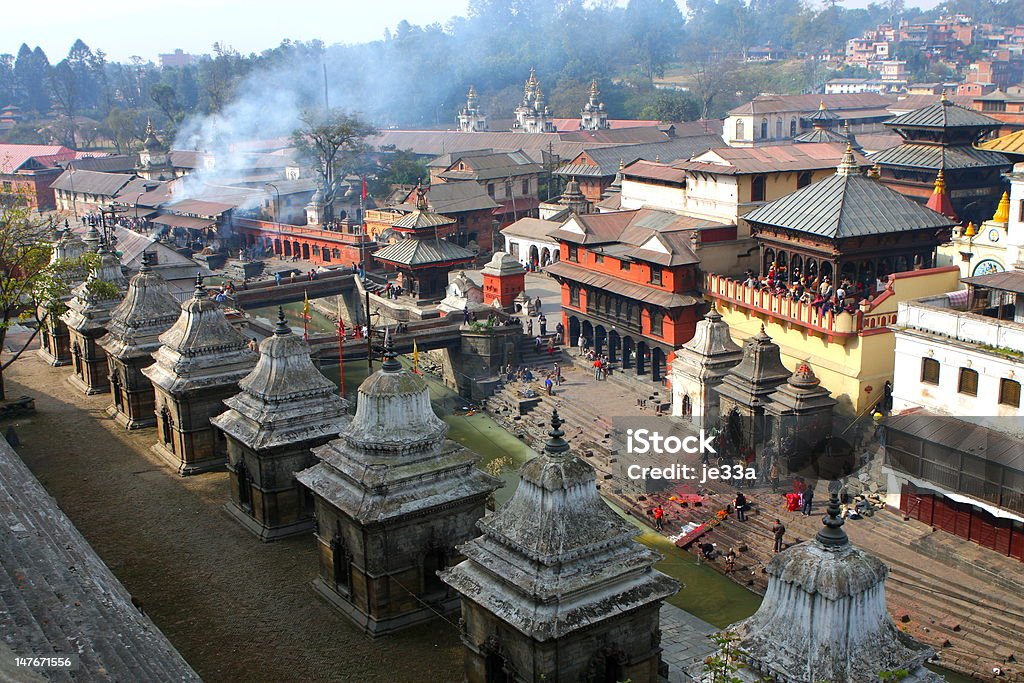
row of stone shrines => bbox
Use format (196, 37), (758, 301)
(45, 235), (943, 682)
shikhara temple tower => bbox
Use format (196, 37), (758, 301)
(136, 118), (171, 181)
(442, 411), (679, 683)
(513, 68), (555, 134)
(458, 85), (488, 133)
(716, 325), (791, 452)
(144, 275), (257, 475)
(98, 255), (181, 429)
(212, 309), (349, 540)
(296, 336), (501, 636)
(580, 79), (610, 131)
(719, 493), (942, 682)
(670, 307), (743, 428)
(63, 244), (128, 395)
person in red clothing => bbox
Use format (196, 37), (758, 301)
(593, 358), (603, 381)
(652, 505), (665, 531)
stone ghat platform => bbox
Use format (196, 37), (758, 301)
(0, 434), (199, 682)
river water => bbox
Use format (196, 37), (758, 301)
(251, 305), (973, 681)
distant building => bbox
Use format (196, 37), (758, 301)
(578, 79), (609, 131)
(432, 149), (543, 227)
(512, 68), (555, 134)
(456, 85), (488, 133)
(159, 49), (194, 68)
(724, 93), (896, 146)
(974, 87), (1024, 132)
(0, 143), (76, 209)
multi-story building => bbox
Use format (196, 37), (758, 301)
(433, 150), (542, 227)
(885, 269), (1024, 562)
(0, 144), (77, 210)
(723, 93), (895, 146)
(512, 68), (556, 134)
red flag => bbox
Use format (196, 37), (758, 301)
(361, 176), (367, 200)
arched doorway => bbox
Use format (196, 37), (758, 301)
(283, 240), (292, 257)
(301, 242), (310, 260)
(594, 324), (606, 355)
(581, 320), (594, 348)
(608, 329), (620, 362)
(529, 245), (539, 268)
(682, 394), (692, 416)
(652, 346), (665, 383)
(541, 248), (551, 266)
(235, 458), (252, 511)
(636, 340), (648, 375)
(622, 336), (635, 369)
(568, 316), (581, 347)
(791, 254), (803, 282)
(422, 547), (448, 601)
(763, 248), (775, 274)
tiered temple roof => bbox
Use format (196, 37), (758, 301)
(143, 275), (257, 394)
(441, 410), (678, 640)
(62, 246), (128, 335)
(99, 257), (182, 362)
(296, 338), (500, 525)
(213, 309), (349, 451)
(716, 326), (792, 409)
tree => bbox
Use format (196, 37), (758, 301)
(625, 0), (686, 80)
(292, 108), (377, 223)
(702, 631), (746, 683)
(0, 192), (98, 401)
(104, 108), (144, 154)
(639, 90), (701, 122)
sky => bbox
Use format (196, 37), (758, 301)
(6, 0), (942, 63)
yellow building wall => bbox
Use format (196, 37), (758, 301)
(711, 267), (962, 415)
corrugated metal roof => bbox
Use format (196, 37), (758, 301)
(372, 238), (475, 267)
(391, 207), (456, 230)
(164, 199), (237, 216)
(394, 182), (499, 214)
(728, 93), (895, 116)
(793, 128), (849, 144)
(556, 127), (669, 144)
(0, 143), (74, 173)
(677, 143), (866, 175)
(624, 160), (688, 183)
(962, 270), (1024, 294)
(870, 143), (1011, 170)
(743, 171), (954, 238)
(885, 413), (1023, 471)
(553, 162), (607, 178)
(884, 98), (1002, 129)
(545, 260), (698, 309)
(501, 217), (560, 242)
(555, 135), (723, 178)
(152, 214), (216, 230)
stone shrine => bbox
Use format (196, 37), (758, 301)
(716, 326), (791, 453)
(63, 245), (128, 395)
(143, 276), (258, 475)
(442, 411), (679, 683)
(212, 309), (349, 540)
(762, 362), (838, 475)
(39, 228), (90, 367)
(98, 255), (181, 429)
(717, 493), (942, 682)
(670, 307), (743, 428)
(296, 337), (502, 636)
(480, 252), (526, 312)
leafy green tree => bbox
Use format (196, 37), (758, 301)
(703, 631), (746, 683)
(639, 91), (701, 122)
(626, 0), (686, 80)
(0, 192), (99, 400)
(13, 45), (50, 113)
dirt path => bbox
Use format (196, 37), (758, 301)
(1, 356), (463, 683)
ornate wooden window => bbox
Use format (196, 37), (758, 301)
(920, 358), (940, 385)
(999, 378), (1021, 407)
(958, 368), (978, 396)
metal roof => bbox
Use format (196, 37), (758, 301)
(152, 214), (216, 230)
(164, 198), (237, 216)
(743, 169), (954, 239)
(623, 160), (688, 183)
(50, 169), (138, 196)
(728, 93), (895, 116)
(962, 270), (1024, 294)
(393, 182), (499, 214)
(555, 135), (722, 177)
(391, 207), (457, 230)
(884, 98), (1002, 129)
(501, 217), (560, 242)
(870, 143), (1011, 170)
(885, 412), (1023, 472)
(793, 128), (850, 144)
(676, 143), (867, 175)
(978, 129), (1024, 156)
(545, 260), (698, 308)
(372, 237), (475, 267)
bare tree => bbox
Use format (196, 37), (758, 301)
(291, 108), (377, 223)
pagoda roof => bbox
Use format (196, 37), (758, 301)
(61, 250), (129, 334)
(716, 328), (791, 408)
(884, 98), (1002, 130)
(744, 157), (955, 239)
(793, 127), (849, 144)
(870, 142), (1010, 170)
(977, 128), (1024, 156)
(373, 238), (476, 268)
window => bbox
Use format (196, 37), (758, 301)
(594, 253), (604, 264)
(921, 358), (940, 385)
(568, 244), (578, 262)
(569, 286), (580, 306)
(487, 183), (495, 198)
(999, 378), (1021, 407)
(760, 118), (768, 139)
(775, 118), (783, 138)
(1019, 199), (1024, 223)
(790, 118), (798, 136)
(522, 179), (529, 195)
(651, 310), (664, 335)
(797, 171), (813, 189)
(958, 368), (978, 396)
(736, 120), (745, 140)
(650, 265), (663, 285)
(751, 175), (767, 202)
(619, 260), (631, 271)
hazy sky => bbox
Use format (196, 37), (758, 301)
(6, 0), (941, 63)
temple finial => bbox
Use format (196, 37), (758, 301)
(381, 327), (402, 372)
(193, 272), (205, 299)
(544, 409), (570, 456)
(139, 251), (153, 273)
(274, 307), (291, 336)
(816, 491), (849, 547)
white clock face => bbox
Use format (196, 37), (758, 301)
(973, 259), (1003, 276)
(989, 229), (1000, 243)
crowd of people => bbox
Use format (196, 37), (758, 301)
(738, 263), (889, 316)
